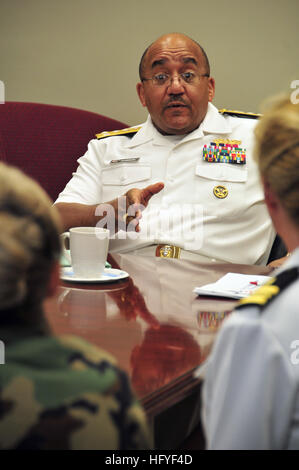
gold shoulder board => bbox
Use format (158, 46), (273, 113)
(236, 281), (279, 310)
(95, 126), (141, 140)
(236, 267), (299, 313)
(219, 109), (261, 119)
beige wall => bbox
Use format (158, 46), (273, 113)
(1, 0), (298, 126)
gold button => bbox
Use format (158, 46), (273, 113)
(213, 185), (228, 199)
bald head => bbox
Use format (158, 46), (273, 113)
(139, 33), (210, 80)
(136, 32), (215, 135)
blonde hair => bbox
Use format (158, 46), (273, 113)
(0, 163), (61, 317)
(254, 97), (299, 226)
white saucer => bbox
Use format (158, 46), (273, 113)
(61, 267), (129, 283)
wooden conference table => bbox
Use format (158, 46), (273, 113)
(44, 253), (271, 449)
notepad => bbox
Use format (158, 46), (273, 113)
(193, 272), (272, 299)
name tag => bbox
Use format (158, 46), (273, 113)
(110, 157), (140, 164)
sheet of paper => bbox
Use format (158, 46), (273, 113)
(193, 272), (272, 299)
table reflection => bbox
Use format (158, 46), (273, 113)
(131, 324), (201, 396)
(45, 254), (270, 409)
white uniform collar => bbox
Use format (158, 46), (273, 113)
(125, 102), (232, 148)
(202, 102), (232, 135)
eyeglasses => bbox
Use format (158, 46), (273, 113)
(141, 72), (209, 87)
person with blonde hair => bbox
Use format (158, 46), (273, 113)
(0, 163), (150, 450)
(202, 97), (299, 449)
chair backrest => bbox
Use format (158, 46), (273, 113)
(0, 102), (128, 201)
(267, 234), (287, 264)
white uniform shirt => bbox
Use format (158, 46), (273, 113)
(55, 103), (275, 265)
(202, 248), (299, 449)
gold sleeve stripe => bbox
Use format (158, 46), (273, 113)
(95, 126), (141, 139)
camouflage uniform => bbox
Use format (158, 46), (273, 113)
(0, 323), (150, 450)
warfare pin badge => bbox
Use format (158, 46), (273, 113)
(213, 185), (228, 199)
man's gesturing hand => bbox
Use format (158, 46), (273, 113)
(124, 182), (164, 232)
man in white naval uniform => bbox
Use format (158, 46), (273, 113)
(55, 33), (275, 265)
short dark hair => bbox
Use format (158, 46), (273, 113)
(138, 34), (210, 80)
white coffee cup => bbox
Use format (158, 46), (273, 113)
(61, 227), (110, 278)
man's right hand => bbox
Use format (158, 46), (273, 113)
(54, 182), (164, 233)
(123, 182), (165, 232)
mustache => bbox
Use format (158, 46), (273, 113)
(163, 96), (189, 108)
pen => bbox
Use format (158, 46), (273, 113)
(250, 281), (259, 286)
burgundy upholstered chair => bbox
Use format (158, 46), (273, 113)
(0, 102), (128, 201)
